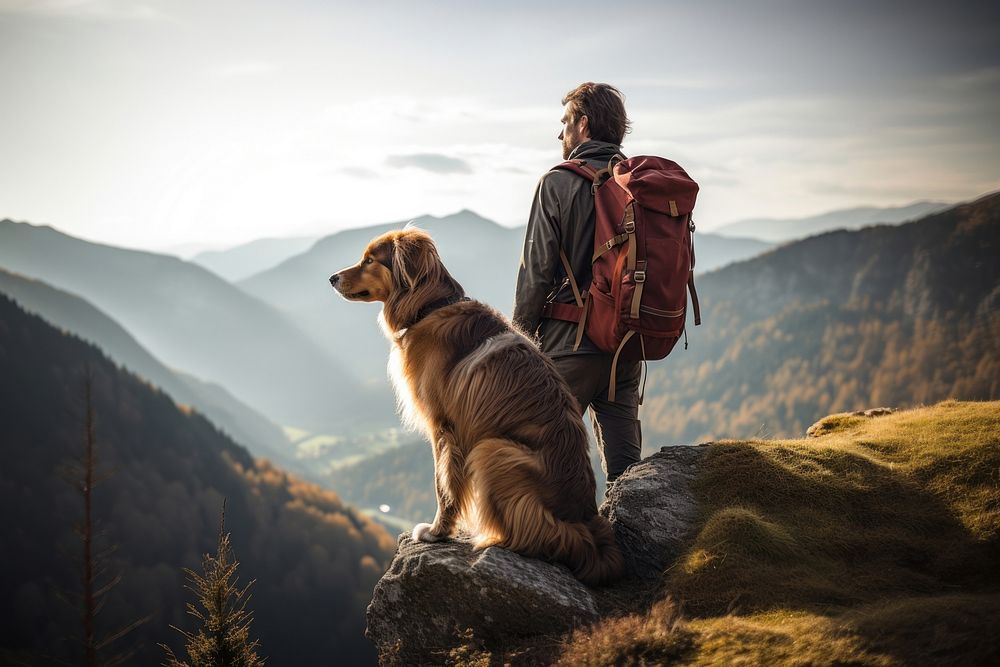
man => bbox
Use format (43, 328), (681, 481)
(512, 82), (642, 494)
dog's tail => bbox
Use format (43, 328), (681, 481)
(467, 439), (625, 586)
(573, 513), (625, 586)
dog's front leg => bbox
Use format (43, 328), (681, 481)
(413, 428), (466, 543)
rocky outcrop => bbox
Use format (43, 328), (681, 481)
(806, 407), (897, 437)
(601, 444), (708, 579)
(365, 445), (708, 664)
(365, 534), (599, 665)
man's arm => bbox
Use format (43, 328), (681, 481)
(512, 173), (563, 335)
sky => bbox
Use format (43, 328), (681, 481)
(1, 0), (998, 253)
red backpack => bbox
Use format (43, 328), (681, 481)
(541, 155), (701, 401)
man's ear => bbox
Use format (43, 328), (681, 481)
(579, 114), (591, 141)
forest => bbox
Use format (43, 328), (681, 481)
(0, 294), (395, 665)
(640, 192), (1000, 444)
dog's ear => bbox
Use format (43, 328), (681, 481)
(391, 231), (441, 291)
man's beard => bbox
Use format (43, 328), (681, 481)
(562, 136), (576, 160)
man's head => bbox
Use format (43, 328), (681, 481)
(559, 82), (631, 159)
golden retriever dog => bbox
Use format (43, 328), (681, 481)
(329, 227), (624, 585)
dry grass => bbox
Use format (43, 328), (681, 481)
(670, 400), (999, 616)
(554, 400), (1000, 665)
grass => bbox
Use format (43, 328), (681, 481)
(459, 400), (1000, 665)
(669, 400), (997, 616)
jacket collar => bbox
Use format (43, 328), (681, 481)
(568, 140), (624, 162)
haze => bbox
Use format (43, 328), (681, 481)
(1, 0), (997, 252)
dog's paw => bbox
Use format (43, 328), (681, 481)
(412, 522), (442, 543)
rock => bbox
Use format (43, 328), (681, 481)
(366, 533), (598, 665)
(851, 407), (896, 418)
(600, 445), (708, 580)
(365, 445), (709, 663)
(806, 407), (897, 437)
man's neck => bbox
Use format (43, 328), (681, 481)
(568, 140), (623, 161)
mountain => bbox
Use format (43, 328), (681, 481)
(639, 192), (1000, 445)
(0, 219), (383, 433)
(0, 268), (302, 474)
(325, 440), (436, 525)
(690, 232), (772, 272)
(191, 235), (320, 282)
(0, 293), (395, 665)
(240, 210), (525, 382)
(714, 201), (950, 243)
(240, 209), (772, 382)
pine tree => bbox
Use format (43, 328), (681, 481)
(161, 500), (264, 667)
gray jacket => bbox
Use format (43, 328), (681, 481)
(513, 140), (624, 356)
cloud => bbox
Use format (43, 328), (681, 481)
(384, 153), (473, 175)
(337, 166), (380, 180)
(0, 0), (176, 22)
(618, 76), (719, 91)
(208, 61), (280, 78)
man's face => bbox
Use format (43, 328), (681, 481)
(558, 102), (589, 159)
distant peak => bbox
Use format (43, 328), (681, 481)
(438, 209), (495, 225)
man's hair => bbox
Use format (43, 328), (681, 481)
(562, 82), (631, 146)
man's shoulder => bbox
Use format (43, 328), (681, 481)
(537, 163), (588, 192)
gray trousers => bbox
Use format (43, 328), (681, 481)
(551, 354), (642, 492)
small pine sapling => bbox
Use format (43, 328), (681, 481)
(160, 500), (264, 667)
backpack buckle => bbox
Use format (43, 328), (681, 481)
(634, 269), (646, 283)
(624, 220), (635, 233)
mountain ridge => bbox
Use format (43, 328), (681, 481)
(0, 218), (379, 433)
(0, 268), (304, 475)
(640, 191), (1000, 444)
(238, 209), (774, 382)
(713, 200), (951, 242)
(0, 292), (395, 664)
(192, 234), (322, 282)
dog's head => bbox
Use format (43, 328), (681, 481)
(329, 227), (453, 305)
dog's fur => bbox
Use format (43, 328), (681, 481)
(330, 228), (624, 585)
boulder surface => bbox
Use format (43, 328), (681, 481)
(365, 445), (708, 663)
(601, 444), (708, 579)
(366, 534), (598, 665)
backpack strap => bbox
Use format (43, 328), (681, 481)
(687, 214), (702, 326)
(539, 160), (601, 348)
(542, 157), (622, 352)
(554, 159), (600, 182)
(558, 249), (590, 351)
(539, 249), (589, 351)
(559, 248), (584, 308)
(688, 274), (702, 326)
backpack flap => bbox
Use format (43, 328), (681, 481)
(613, 156), (699, 216)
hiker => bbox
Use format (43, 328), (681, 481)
(512, 82), (641, 494)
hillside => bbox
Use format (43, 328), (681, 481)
(325, 436), (609, 528)
(714, 200), (950, 243)
(191, 234), (320, 282)
(0, 268), (299, 472)
(557, 401), (1000, 665)
(443, 401), (1000, 665)
(240, 210), (525, 382)
(240, 210), (772, 382)
(325, 439), (436, 525)
(0, 218), (385, 433)
(0, 294), (395, 665)
(640, 192), (1000, 445)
